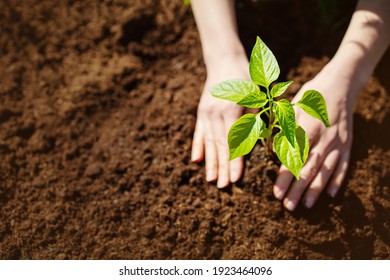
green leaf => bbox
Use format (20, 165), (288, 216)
(183, 0), (191, 6)
(209, 79), (267, 108)
(228, 114), (265, 160)
(270, 81), (293, 98)
(296, 90), (330, 127)
(249, 36), (280, 88)
(259, 127), (272, 139)
(273, 126), (309, 179)
(296, 125), (310, 164)
(237, 92), (268, 108)
(273, 99), (296, 145)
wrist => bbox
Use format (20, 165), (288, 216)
(202, 36), (247, 69)
(203, 44), (249, 77)
(311, 48), (370, 111)
(330, 46), (372, 87)
(323, 44), (372, 103)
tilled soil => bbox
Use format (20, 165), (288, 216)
(0, 0), (389, 259)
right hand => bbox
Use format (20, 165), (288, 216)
(191, 54), (251, 188)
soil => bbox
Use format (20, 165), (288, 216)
(0, 0), (389, 260)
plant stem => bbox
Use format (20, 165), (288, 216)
(262, 87), (275, 156)
(257, 107), (270, 117)
(260, 138), (269, 155)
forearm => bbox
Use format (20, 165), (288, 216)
(191, 0), (246, 68)
(327, 0), (390, 97)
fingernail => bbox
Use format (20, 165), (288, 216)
(206, 175), (214, 182)
(274, 189), (284, 200)
(191, 152), (200, 162)
(217, 177), (229, 188)
(330, 188), (338, 198)
(305, 197), (314, 208)
(230, 170), (240, 183)
(206, 169), (216, 182)
(284, 199), (296, 211)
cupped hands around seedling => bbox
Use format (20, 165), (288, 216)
(210, 36), (330, 181)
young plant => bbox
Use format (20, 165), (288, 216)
(209, 36), (330, 179)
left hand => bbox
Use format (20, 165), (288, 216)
(273, 64), (358, 211)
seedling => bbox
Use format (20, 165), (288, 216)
(209, 37), (330, 179)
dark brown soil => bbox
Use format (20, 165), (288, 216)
(0, 0), (389, 259)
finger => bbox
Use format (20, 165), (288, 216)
(244, 107), (259, 114)
(204, 119), (218, 182)
(284, 148), (324, 211)
(303, 149), (340, 208)
(229, 157), (243, 183)
(297, 115), (321, 146)
(326, 149), (351, 198)
(191, 119), (205, 162)
(273, 165), (294, 200)
(224, 115), (244, 183)
(211, 115), (230, 188)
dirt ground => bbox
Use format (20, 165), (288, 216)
(0, 0), (389, 259)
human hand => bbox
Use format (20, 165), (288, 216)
(273, 65), (359, 211)
(191, 55), (251, 188)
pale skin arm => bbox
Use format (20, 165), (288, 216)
(274, 0), (390, 211)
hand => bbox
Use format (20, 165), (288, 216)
(191, 55), (250, 188)
(273, 64), (358, 211)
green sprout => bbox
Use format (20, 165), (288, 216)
(209, 36), (330, 179)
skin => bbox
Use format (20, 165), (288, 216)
(191, 0), (250, 188)
(191, 0), (390, 210)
